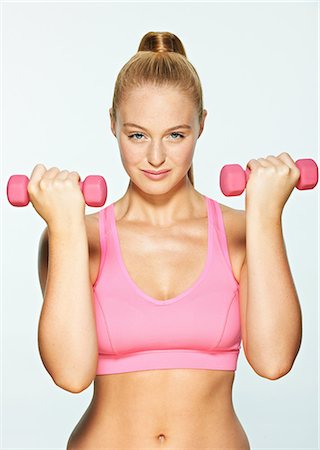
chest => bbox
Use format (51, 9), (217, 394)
(88, 205), (245, 301)
(115, 218), (209, 301)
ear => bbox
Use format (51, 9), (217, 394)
(198, 109), (207, 138)
(109, 108), (116, 137)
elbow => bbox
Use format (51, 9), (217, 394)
(252, 363), (293, 380)
(245, 346), (297, 381)
(53, 376), (94, 393)
(46, 358), (98, 394)
(263, 367), (291, 380)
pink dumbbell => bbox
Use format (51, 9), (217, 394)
(7, 174), (108, 207)
(220, 158), (318, 196)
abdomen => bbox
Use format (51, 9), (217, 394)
(66, 369), (250, 449)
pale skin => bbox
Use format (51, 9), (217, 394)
(37, 84), (302, 448)
(109, 85), (208, 227)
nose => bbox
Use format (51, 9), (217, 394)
(146, 142), (166, 167)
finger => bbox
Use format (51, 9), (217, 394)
(265, 155), (282, 166)
(29, 163), (47, 183)
(68, 171), (81, 184)
(43, 167), (61, 180)
(68, 171), (81, 180)
(55, 170), (70, 180)
(268, 155), (300, 175)
(276, 152), (297, 170)
(256, 157), (270, 167)
(246, 159), (260, 170)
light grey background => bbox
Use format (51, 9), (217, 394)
(1, 1), (318, 449)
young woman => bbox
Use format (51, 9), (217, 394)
(33, 31), (302, 449)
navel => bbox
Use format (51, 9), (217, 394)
(157, 433), (166, 442)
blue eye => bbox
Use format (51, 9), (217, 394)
(128, 133), (144, 140)
(170, 132), (185, 140)
(128, 132), (185, 141)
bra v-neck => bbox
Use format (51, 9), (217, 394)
(110, 195), (213, 305)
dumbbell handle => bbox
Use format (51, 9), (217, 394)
(7, 174), (108, 207)
(220, 158), (318, 196)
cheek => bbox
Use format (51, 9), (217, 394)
(119, 145), (143, 165)
(169, 145), (195, 166)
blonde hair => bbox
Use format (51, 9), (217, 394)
(111, 31), (205, 187)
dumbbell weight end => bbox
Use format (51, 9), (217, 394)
(220, 158), (318, 196)
(7, 174), (108, 207)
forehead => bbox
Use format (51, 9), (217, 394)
(118, 85), (197, 125)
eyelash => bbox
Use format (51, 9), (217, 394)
(128, 132), (185, 141)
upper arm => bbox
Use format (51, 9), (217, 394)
(230, 208), (249, 357)
(223, 206), (249, 357)
(85, 213), (101, 286)
(239, 255), (248, 356)
(38, 226), (49, 299)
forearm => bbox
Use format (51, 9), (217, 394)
(38, 222), (98, 391)
(245, 208), (302, 377)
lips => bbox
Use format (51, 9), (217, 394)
(142, 169), (170, 174)
(141, 169), (171, 180)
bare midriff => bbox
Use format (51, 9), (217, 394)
(66, 368), (251, 449)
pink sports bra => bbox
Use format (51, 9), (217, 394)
(93, 195), (241, 375)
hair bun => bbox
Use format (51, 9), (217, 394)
(138, 31), (187, 57)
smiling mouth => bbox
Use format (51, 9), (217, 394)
(142, 169), (171, 174)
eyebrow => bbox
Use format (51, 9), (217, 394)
(123, 122), (192, 132)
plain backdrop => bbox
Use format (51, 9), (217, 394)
(1, 1), (319, 449)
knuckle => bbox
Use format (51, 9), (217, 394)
(53, 177), (64, 185)
(280, 165), (290, 174)
(57, 169), (69, 177)
(47, 167), (60, 176)
(64, 178), (73, 187)
(267, 166), (277, 174)
(39, 178), (47, 190)
(256, 166), (264, 174)
(50, 166), (60, 171)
